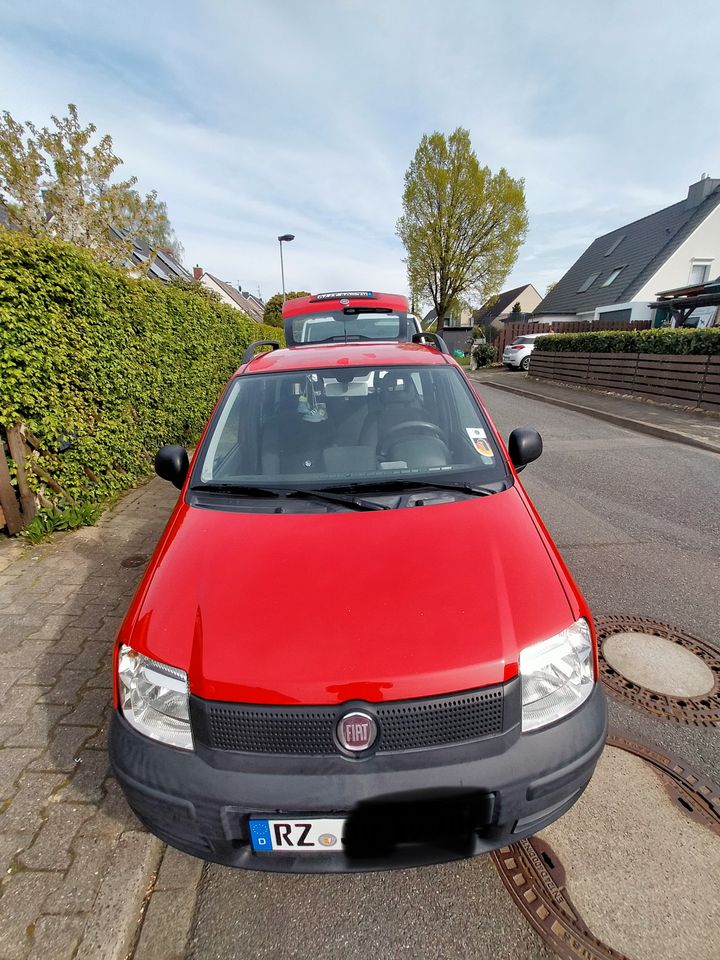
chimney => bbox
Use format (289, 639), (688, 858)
(686, 176), (720, 208)
(193, 265), (203, 280)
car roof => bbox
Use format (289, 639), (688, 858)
(239, 341), (451, 375)
(282, 291), (409, 318)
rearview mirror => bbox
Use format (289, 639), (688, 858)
(508, 428), (542, 472)
(155, 445), (189, 489)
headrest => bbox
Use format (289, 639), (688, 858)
(378, 371), (418, 403)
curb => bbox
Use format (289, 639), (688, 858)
(75, 831), (163, 960)
(471, 376), (720, 456)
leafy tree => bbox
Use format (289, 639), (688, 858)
(0, 103), (181, 265)
(511, 301), (522, 314)
(545, 281), (557, 295)
(263, 291), (310, 327)
(397, 128), (528, 334)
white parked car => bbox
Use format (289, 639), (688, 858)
(502, 334), (545, 371)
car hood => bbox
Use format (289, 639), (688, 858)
(123, 488), (574, 704)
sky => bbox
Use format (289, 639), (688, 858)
(1, 0), (719, 307)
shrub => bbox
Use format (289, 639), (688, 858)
(472, 342), (497, 367)
(0, 232), (283, 507)
(533, 327), (720, 355)
(21, 503), (101, 544)
(263, 291), (310, 327)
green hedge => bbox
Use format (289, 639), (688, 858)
(534, 327), (720, 355)
(0, 232), (282, 503)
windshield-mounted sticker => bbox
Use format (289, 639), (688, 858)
(466, 427), (494, 459)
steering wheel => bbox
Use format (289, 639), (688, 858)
(379, 420), (446, 458)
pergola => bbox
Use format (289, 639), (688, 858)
(651, 279), (720, 326)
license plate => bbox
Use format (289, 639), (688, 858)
(249, 817), (346, 853)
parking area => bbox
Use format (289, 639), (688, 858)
(1, 388), (718, 960)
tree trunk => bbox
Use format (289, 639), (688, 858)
(434, 305), (445, 335)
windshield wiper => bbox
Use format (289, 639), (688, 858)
(318, 479), (503, 498)
(189, 482), (388, 511)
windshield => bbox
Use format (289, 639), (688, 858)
(513, 336), (536, 345)
(291, 311), (406, 344)
(193, 364), (508, 490)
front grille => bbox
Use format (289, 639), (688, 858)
(191, 684), (505, 755)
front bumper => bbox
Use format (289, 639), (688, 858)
(109, 684), (607, 872)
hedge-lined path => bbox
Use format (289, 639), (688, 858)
(470, 366), (720, 454)
(0, 478), (202, 960)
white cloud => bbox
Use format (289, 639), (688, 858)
(2, 0), (720, 304)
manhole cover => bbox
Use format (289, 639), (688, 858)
(595, 615), (720, 726)
(491, 732), (720, 960)
(120, 554), (148, 568)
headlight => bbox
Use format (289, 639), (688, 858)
(117, 645), (193, 750)
(520, 618), (595, 731)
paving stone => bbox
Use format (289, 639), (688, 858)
(76, 641), (114, 672)
(26, 615), (79, 641)
(42, 833), (112, 913)
(0, 724), (23, 747)
(0, 478), (177, 960)
(0, 747), (44, 797)
(36, 669), (90, 705)
(29, 724), (95, 772)
(5, 704), (72, 748)
(1, 771), (66, 833)
(0, 669), (31, 698)
(19, 804), (95, 870)
(61, 688), (109, 727)
(0, 830), (35, 875)
(0, 686), (48, 725)
(51, 748), (109, 804)
(27, 915), (86, 960)
(18, 655), (74, 686)
(0, 641), (56, 671)
(0, 870), (64, 960)
(77, 777), (138, 838)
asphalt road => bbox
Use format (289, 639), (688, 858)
(189, 389), (720, 960)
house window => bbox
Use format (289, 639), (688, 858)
(577, 272), (600, 293)
(604, 235), (625, 256)
(688, 262), (711, 285)
(602, 266), (626, 286)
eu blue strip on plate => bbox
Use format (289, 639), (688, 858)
(249, 819), (272, 851)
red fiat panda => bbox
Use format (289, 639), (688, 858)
(109, 330), (606, 872)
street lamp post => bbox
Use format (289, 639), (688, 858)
(278, 234), (295, 302)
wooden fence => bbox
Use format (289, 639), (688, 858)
(529, 351), (720, 411)
(0, 423), (70, 535)
(494, 318), (651, 357)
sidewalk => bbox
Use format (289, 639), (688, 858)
(0, 479), (202, 960)
(469, 367), (720, 454)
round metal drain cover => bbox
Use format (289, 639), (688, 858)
(491, 732), (720, 960)
(595, 615), (720, 726)
(120, 554), (148, 568)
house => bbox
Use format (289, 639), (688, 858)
(422, 283), (541, 331)
(422, 304), (474, 329)
(473, 283), (542, 333)
(193, 267), (265, 323)
(110, 226), (192, 282)
(534, 175), (720, 325)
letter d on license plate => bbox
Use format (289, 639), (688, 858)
(249, 818), (345, 853)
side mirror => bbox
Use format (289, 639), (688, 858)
(155, 445), (189, 489)
(508, 428), (542, 472)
